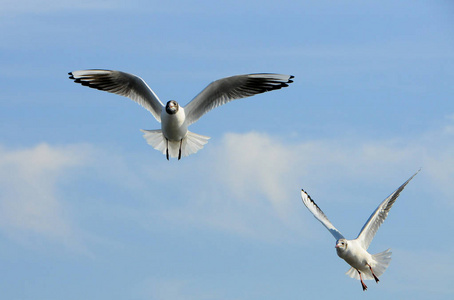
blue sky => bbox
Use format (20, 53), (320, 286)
(1, 0), (453, 299)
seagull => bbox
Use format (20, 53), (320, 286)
(300, 170), (419, 291)
(68, 70), (294, 160)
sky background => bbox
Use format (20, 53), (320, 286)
(1, 0), (453, 299)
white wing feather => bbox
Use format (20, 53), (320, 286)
(69, 69), (164, 122)
(184, 73), (294, 126)
(300, 189), (345, 241)
(356, 170), (420, 249)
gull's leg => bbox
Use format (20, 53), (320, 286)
(178, 139), (182, 160)
(166, 139), (169, 160)
(357, 270), (368, 291)
(367, 264), (380, 283)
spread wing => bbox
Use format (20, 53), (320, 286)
(356, 170), (420, 249)
(183, 73), (294, 126)
(301, 189), (345, 241)
(69, 69), (164, 122)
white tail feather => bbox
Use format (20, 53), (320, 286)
(345, 249), (392, 281)
(181, 131), (210, 157)
(140, 129), (210, 158)
(346, 266), (361, 280)
(140, 129), (167, 154)
(370, 248), (392, 277)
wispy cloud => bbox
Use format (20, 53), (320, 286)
(3, 115), (452, 251)
(0, 143), (92, 253)
(153, 115), (454, 242)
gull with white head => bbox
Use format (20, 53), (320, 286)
(69, 70), (294, 160)
(300, 170), (419, 290)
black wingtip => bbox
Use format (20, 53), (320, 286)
(301, 188), (310, 196)
(301, 188), (323, 210)
(301, 188), (313, 201)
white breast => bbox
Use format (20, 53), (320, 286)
(161, 107), (188, 141)
(337, 240), (372, 271)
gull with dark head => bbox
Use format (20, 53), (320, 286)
(300, 170), (419, 291)
(69, 70), (294, 160)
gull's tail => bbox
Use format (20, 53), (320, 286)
(140, 129), (210, 159)
(345, 249), (392, 280)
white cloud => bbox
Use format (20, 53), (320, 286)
(214, 132), (297, 215)
(3, 117), (451, 251)
(0, 143), (92, 253)
(154, 118), (454, 242)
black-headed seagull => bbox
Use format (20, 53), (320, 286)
(300, 170), (419, 291)
(69, 70), (294, 160)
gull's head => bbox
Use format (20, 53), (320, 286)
(335, 239), (348, 251)
(165, 100), (179, 115)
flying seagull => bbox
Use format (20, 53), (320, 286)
(68, 70), (294, 160)
(300, 170), (419, 291)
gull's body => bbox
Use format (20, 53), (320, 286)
(161, 101), (187, 141)
(69, 69), (294, 160)
(300, 170), (419, 290)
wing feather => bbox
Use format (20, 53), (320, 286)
(301, 189), (345, 241)
(356, 170), (420, 249)
(184, 73), (294, 125)
(69, 69), (164, 122)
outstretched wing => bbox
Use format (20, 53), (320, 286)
(184, 73), (294, 126)
(301, 189), (345, 241)
(356, 170), (420, 249)
(69, 69), (164, 122)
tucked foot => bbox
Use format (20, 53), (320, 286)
(373, 274), (379, 283)
(361, 280), (368, 291)
(357, 270), (368, 291)
(367, 264), (380, 283)
(178, 139), (182, 160)
(166, 139), (169, 160)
